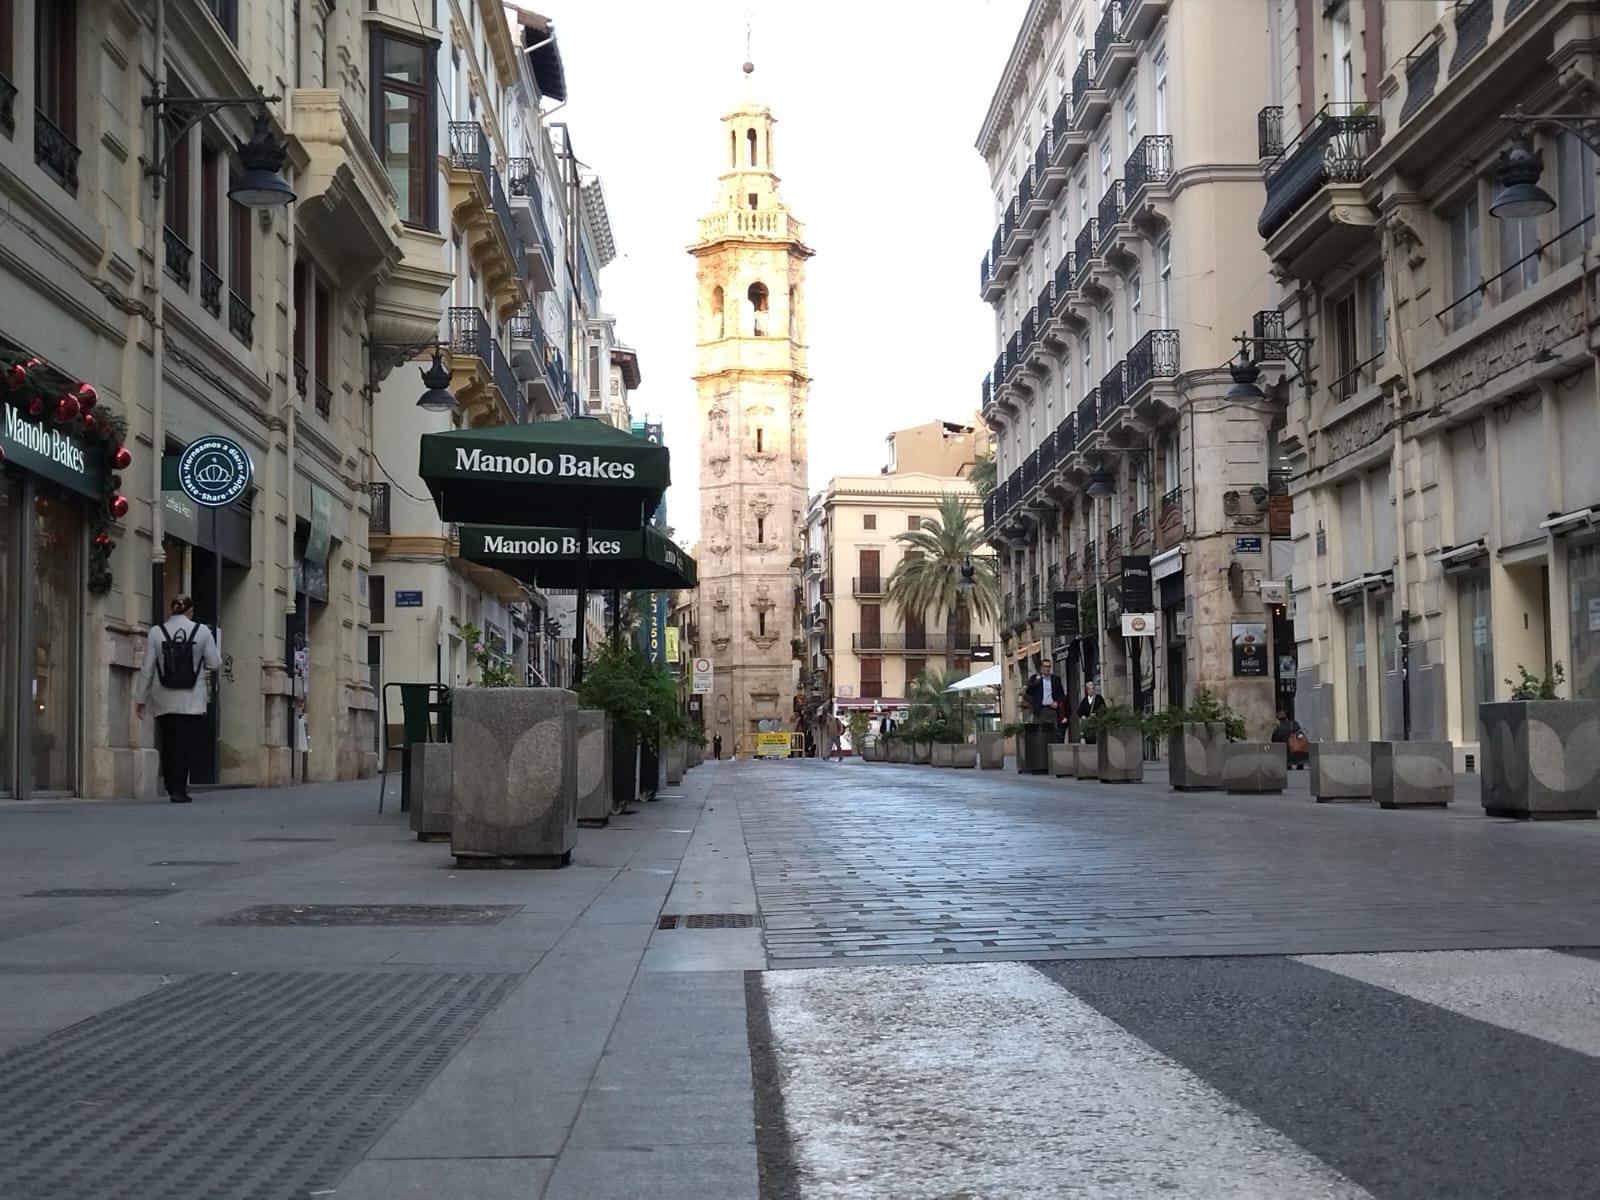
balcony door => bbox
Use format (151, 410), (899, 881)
(859, 603), (881, 652)
(858, 549), (880, 592)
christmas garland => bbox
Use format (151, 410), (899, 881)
(0, 349), (133, 595)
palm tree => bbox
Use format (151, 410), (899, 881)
(969, 453), (996, 497)
(885, 493), (1000, 630)
(906, 664), (976, 737)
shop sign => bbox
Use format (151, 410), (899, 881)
(1121, 612), (1157, 637)
(0, 403), (100, 499)
(969, 644), (995, 662)
(1231, 622), (1269, 676)
(162, 489), (201, 544)
(1120, 556), (1153, 611)
(394, 590), (424, 608)
(306, 483), (333, 567)
(1052, 590), (1080, 638)
(641, 590), (667, 663)
(451, 447), (638, 480)
(665, 626), (679, 663)
(692, 656), (714, 693)
(1260, 580), (1288, 605)
(177, 436), (253, 507)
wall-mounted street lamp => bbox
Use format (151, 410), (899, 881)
(364, 341), (458, 412)
(143, 86), (294, 207)
(1489, 110), (1600, 221)
(1223, 330), (1316, 402)
(415, 352), (458, 412)
(958, 559), (976, 594)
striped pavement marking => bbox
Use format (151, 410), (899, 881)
(759, 961), (1373, 1199)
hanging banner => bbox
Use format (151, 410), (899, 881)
(1120, 555), (1153, 612)
(1232, 622), (1269, 676)
(665, 626), (679, 663)
(306, 482), (333, 567)
(1052, 590), (1080, 638)
(641, 590), (668, 663)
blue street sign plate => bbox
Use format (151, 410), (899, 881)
(394, 590), (424, 607)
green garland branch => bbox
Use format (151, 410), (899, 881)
(0, 347), (133, 596)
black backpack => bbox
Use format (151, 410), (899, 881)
(155, 622), (202, 690)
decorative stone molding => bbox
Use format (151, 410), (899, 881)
(1380, 204), (1428, 269)
(709, 454), (729, 478)
(1428, 283), (1585, 407)
(745, 451), (779, 476)
(1320, 396), (1387, 461)
(751, 494), (774, 518)
(711, 502), (728, 523)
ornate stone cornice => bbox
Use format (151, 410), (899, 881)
(975, 0), (1061, 162)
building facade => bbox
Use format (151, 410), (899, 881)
(0, 0), (467, 796)
(977, 0), (1290, 736)
(691, 68), (812, 744)
(1262, 0), (1599, 764)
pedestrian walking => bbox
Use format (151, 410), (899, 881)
(824, 713), (845, 761)
(1076, 680), (1107, 744)
(712, 733), (723, 760)
(1272, 710), (1309, 770)
(1024, 660), (1066, 722)
(133, 594), (221, 803)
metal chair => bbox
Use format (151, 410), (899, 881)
(377, 683), (452, 813)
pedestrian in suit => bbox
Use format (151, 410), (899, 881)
(133, 595), (221, 803)
(1076, 681), (1108, 744)
(1024, 661), (1066, 723)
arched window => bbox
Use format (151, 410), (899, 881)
(711, 286), (725, 338)
(747, 282), (769, 336)
(747, 128), (758, 166)
(766, 129), (772, 168)
(788, 286), (797, 340)
(756, 427), (764, 453)
(730, 129), (737, 168)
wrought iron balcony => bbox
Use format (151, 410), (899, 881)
(1074, 221), (1099, 281)
(993, 354), (1006, 392)
(1099, 362), (1126, 422)
(1006, 331), (1023, 378)
(1098, 181), (1125, 244)
(449, 306), (527, 423)
(1259, 104), (1382, 240)
(1258, 106), (1284, 159)
(1449, 0), (1492, 74)
(1125, 135), (1174, 197)
(1072, 50), (1097, 109)
(1033, 134), (1052, 181)
(852, 576), (884, 597)
(0, 71), (14, 135)
(1078, 389), (1100, 435)
(506, 156), (554, 273)
(369, 483), (391, 534)
(228, 289), (254, 345)
(1023, 449), (1041, 493)
(984, 490), (1000, 531)
(200, 263), (222, 317)
(315, 381), (333, 420)
(1036, 285), (1054, 332)
(35, 111), (80, 193)
(1252, 309), (1289, 361)
(981, 372), (992, 412)
(1094, 1), (1127, 67)
(163, 227), (193, 288)
(1056, 414), (1076, 461)
(1126, 329), (1179, 395)
(293, 358), (308, 397)
(1052, 94), (1072, 141)
(449, 122), (527, 282)
(1040, 430), (1057, 467)
(1399, 41), (1440, 126)
(852, 631), (973, 654)
(1054, 252), (1078, 300)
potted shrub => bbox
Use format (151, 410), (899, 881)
(845, 712), (872, 761)
(1150, 687), (1245, 791)
(978, 725), (1009, 769)
(1081, 705), (1147, 783)
(1480, 663), (1600, 819)
(577, 638), (686, 809)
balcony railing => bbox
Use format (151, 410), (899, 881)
(0, 72), (15, 134)
(1331, 349), (1384, 401)
(369, 483), (391, 534)
(852, 576), (884, 597)
(851, 632), (977, 654)
(980, 250), (993, 291)
(1449, 0), (1493, 74)
(1006, 331), (1023, 377)
(1078, 389), (1100, 435)
(450, 123), (526, 278)
(1253, 309), (1289, 361)
(228, 290), (253, 345)
(1399, 40), (1440, 125)
(35, 111), (80, 193)
(1036, 284), (1054, 330)
(1054, 252), (1078, 297)
(1258, 106), (1284, 159)
(1072, 50), (1097, 106)
(1259, 104), (1382, 239)
(1099, 362), (1126, 420)
(981, 372), (992, 411)
(510, 303), (573, 414)
(449, 306), (527, 423)
(1125, 135), (1173, 196)
(1074, 221), (1099, 277)
(1162, 484), (1183, 511)
(984, 490), (1000, 530)
(163, 227), (193, 287)
(1052, 94), (1072, 141)
(1023, 449), (1041, 493)
(1040, 429), (1057, 467)
(1094, 1), (1127, 65)
(1033, 134), (1053, 181)
(1098, 181), (1125, 244)
(292, 358), (308, 397)
(1056, 414), (1076, 461)
(506, 156), (554, 258)
(315, 381), (333, 420)
(200, 263), (222, 317)
(1126, 329), (1180, 393)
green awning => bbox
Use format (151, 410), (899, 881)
(418, 419), (670, 527)
(458, 524), (697, 590)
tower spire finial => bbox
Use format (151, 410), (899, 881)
(743, 7), (754, 75)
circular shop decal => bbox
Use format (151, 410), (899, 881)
(1128, 615), (1149, 634)
(177, 436), (254, 507)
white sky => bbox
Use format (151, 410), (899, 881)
(549, 0), (1029, 543)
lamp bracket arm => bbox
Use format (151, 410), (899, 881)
(142, 91), (284, 185)
(1502, 111), (1600, 158)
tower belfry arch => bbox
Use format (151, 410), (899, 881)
(691, 62), (814, 744)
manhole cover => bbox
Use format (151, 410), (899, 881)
(23, 888), (176, 898)
(657, 913), (758, 930)
(248, 836), (335, 843)
(213, 904), (522, 927)
(149, 860), (238, 867)
(0, 971), (516, 1199)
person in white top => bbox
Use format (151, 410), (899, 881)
(133, 594), (221, 803)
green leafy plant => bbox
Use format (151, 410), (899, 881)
(845, 712), (871, 747)
(1507, 661), (1565, 701)
(576, 636), (687, 749)
(450, 618), (517, 687)
(906, 665), (975, 744)
(1147, 686), (1246, 741)
(969, 452), (996, 497)
(885, 494), (1000, 629)
(1000, 721), (1026, 738)
(1080, 703), (1149, 739)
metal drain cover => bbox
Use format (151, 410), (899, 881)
(0, 971), (516, 1199)
(657, 913), (758, 930)
(213, 904), (522, 927)
(23, 888), (176, 898)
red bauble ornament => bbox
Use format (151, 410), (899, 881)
(27, 397), (44, 416)
(75, 383), (97, 410)
(0, 445), (5, 465)
(110, 495), (130, 519)
(23, 358), (41, 370)
(93, 532), (111, 549)
(6, 363), (24, 390)
(113, 446), (133, 470)
(82, 414), (96, 433)
(55, 395), (79, 423)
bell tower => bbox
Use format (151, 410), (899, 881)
(691, 63), (813, 744)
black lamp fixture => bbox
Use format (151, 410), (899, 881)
(958, 559), (976, 594)
(144, 86), (294, 208)
(1085, 469), (1117, 499)
(1489, 128), (1556, 220)
(1225, 349), (1266, 402)
(416, 351), (458, 412)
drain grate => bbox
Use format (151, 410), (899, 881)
(0, 971), (517, 1199)
(149, 860), (238, 867)
(23, 888), (176, 898)
(213, 904), (522, 927)
(657, 912), (759, 930)
(248, 836), (334, 843)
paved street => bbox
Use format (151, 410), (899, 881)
(2, 758), (1599, 1198)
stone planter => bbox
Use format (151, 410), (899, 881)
(1169, 722), (1229, 791)
(1309, 742), (1373, 802)
(639, 742), (661, 798)
(1017, 722), (1061, 775)
(1372, 740), (1453, 808)
(977, 732), (1006, 770)
(952, 743), (978, 768)
(912, 740), (933, 765)
(1048, 743), (1076, 777)
(1097, 726), (1143, 783)
(1221, 743), (1287, 794)
(931, 742), (956, 768)
(611, 729), (639, 813)
(408, 742), (452, 842)
(450, 688), (577, 868)
(889, 739), (912, 764)
(575, 710), (613, 826)
(664, 740), (686, 786)
(1479, 700), (1600, 819)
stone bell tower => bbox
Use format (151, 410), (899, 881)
(690, 63), (813, 743)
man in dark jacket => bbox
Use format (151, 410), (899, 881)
(1024, 660), (1066, 722)
(1076, 681), (1107, 743)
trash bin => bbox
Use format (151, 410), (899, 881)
(1017, 721), (1062, 775)
(639, 739), (661, 799)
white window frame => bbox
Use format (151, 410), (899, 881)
(1153, 48), (1168, 134)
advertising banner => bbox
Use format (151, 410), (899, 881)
(1232, 622), (1269, 676)
(1052, 590), (1080, 638)
(1120, 555), (1153, 612)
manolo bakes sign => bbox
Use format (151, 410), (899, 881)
(455, 448), (637, 480)
(481, 534), (624, 556)
(1, 403), (99, 499)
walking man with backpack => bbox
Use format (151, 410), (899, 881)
(133, 594), (221, 803)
